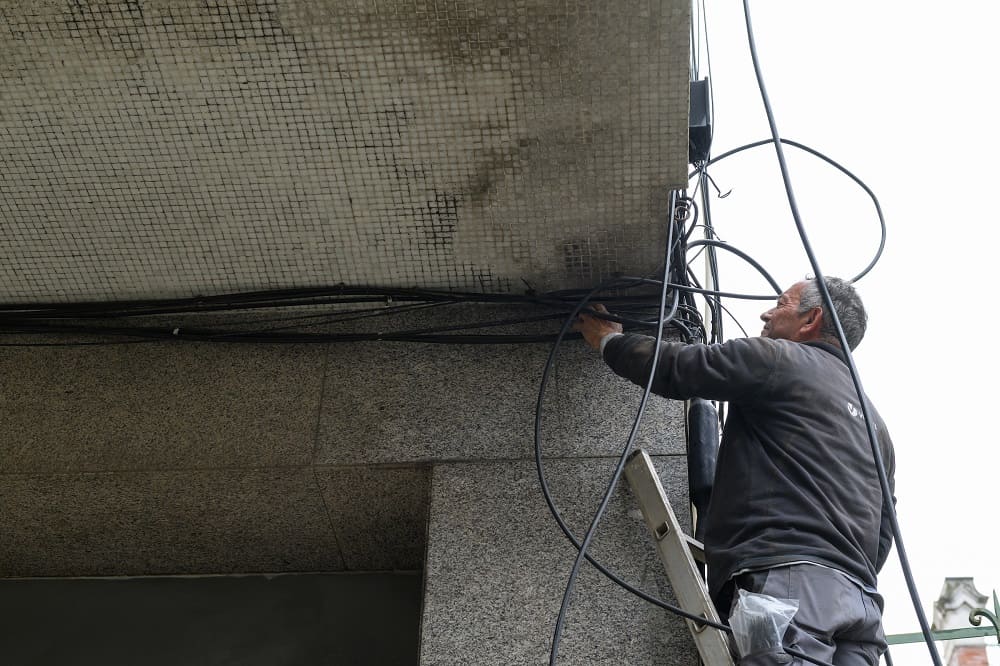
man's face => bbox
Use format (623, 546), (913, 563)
(760, 281), (810, 341)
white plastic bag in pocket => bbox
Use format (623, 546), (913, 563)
(729, 588), (799, 659)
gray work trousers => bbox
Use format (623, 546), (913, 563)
(728, 564), (887, 666)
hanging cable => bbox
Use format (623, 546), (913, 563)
(694, 170), (724, 343)
(740, 1), (941, 663)
(545, 191), (683, 665)
(686, 239), (783, 294)
(532, 280), (702, 625)
(694, 137), (887, 283)
(531, 196), (839, 666)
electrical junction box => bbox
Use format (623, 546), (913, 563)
(689, 78), (713, 164)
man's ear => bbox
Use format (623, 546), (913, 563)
(800, 307), (824, 338)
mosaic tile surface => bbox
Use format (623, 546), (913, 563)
(0, 0), (689, 302)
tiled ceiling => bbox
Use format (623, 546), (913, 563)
(0, 0), (690, 303)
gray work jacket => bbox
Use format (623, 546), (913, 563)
(603, 334), (895, 603)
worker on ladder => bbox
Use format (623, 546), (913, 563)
(575, 277), (895, 666)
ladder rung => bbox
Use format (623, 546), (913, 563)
(685, 535), (705, 564)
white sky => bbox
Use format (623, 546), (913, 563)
(700, 2), (1000, 662)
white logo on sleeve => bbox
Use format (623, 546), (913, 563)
(846, 400), (879, 433)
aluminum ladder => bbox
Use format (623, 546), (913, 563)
(624, 448), (734, 665)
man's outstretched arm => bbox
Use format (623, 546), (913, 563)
(574, 305), (776, 403)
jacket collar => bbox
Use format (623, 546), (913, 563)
(803, 340), (847, 364)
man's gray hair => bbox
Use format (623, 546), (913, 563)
(797, 277), (868, 350)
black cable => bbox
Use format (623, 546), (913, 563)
(0, 338), (159, 348)
(670, 284), (774, 301)
(695, 137), (887, 283)
(685, 267), (751, 339)
(1, 278), (781, 346)
(535, 199), (757, 650)
(533, 284), (715, 614)
(697, 0), (716, 132)
(212, 311), (570, 340)
(686, 239), (783, 295)
(740, 2), (941, 663)
(680, 202), (701, 242)
(534, 9), (901, 665)
(696, 170), (725, 344)
(0, 230), (786, 348)
(567, 277), (778, 303)
(0, 285), (534, 318)
(197, 301), (452, 332)
(0, 321), (572, 345)
(531, 213), (844, 666)
(4, 280), (781, 319)
(546, 192), (682, 665)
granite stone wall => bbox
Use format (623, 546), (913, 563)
(1, 305), (696, 663)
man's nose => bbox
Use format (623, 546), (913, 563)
(760, 309), (772, 322)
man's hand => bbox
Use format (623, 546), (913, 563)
(573, 304), (623, 351)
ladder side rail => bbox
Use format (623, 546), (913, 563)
(624, 449), (735, 666)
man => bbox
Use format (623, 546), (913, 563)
(575, 277), (894, 665)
